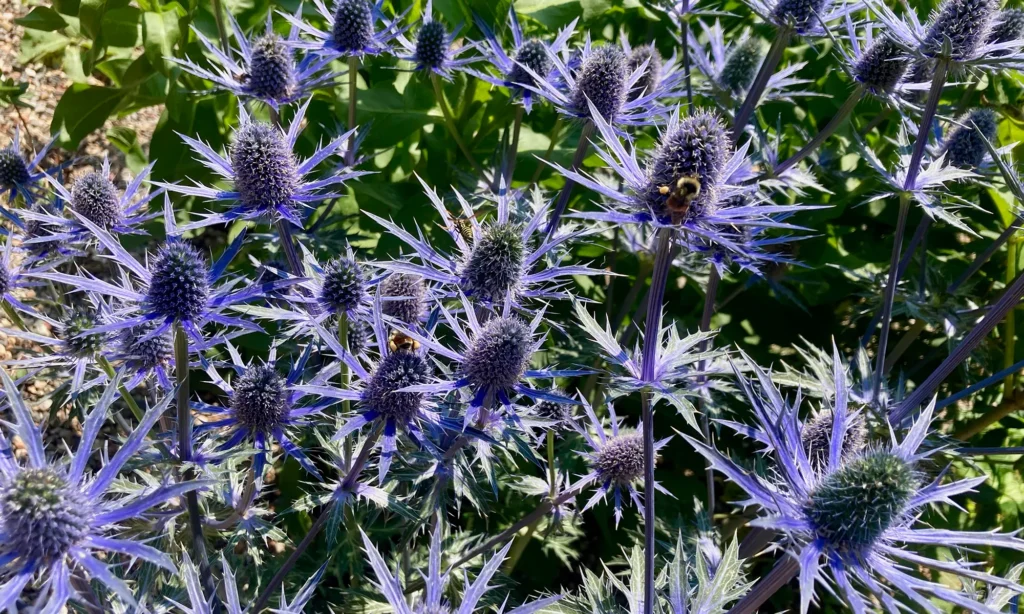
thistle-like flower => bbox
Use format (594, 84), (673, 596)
(685, 350), (1024, 614)
(943, 108), (999, 169)
(170, 10), (336, 109)
(0, 372), (202, 612)
(0, 128), (61, 213)
(836, 20), (915, 103)
(742, 0), (856, 36)
(395, 0), (478, 80)
(366, 179), (602, 309)
(361, 525), (561, 613)
(0, 234), (44, 318)
(281, 0), (407, 60)
(988, 8), (1024, 44)
(469, 8), (577, 111)
(112, 320), (175, 389)
(173, 553), (325, 613)
(379, 272), (428, 325)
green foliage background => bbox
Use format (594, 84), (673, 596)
(13, 0), (1024, 608)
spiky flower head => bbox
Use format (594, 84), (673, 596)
(854, 36), (910, 94)
(508, 38), (553, 87)
(120, 321), (174, 371)
(0, 263), (9, 298)
(720, 38), (762, 92)
(0, 146), (30, 188)
(415, 20), (449, 69)
(921, 0), (1000, 60)
(332, 0), (375, 52)
(231, 364), (288, 434)
(247, 34), (296, 101)
(804, 451), (917, 549)
(534, 390), (575, 425)
(348, 318), (372, 355)
(459, 222), (525, 303)
(0, 468), (90, 562)
(627, 44), (663, 98)
(146, 242), (211, 322)
(320, 256), (366, 314)
(362, 349), (433, 422)
(988, 8), (1024, 44)
(70, 171), (121, 228)
(945, 108), (999, 168)
(59, 309), (105, 357)
(643, 111), (731, 221)
(380, 273), (426, 324)
(801, 410), (867, 471)
(571, 44), (628, 121)
(230, 121), (300, 213)
(593, 431), (645, 485)
(771, 0), (829, 33)
(463, 316), (533, 390)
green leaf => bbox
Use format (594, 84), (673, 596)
(78, 0), (105, 39)
(53, 0), (81, 16)
(15, 7), (68, 32)
(52, 84), (124, 147)
(106, 126), (148, 173)
(142, 9), (181, 74)
(101, 6), (141, 47)
(63, 45), (88, 83)
(19, 30), (70, 63)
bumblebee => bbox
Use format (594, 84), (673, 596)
(658, 175), (702, 218)
(388, 330), (421, 352)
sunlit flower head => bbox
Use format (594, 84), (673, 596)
(282, 0), (408, 60)
(395, 0), (478, 80)
(943, 108), (999, 169)
(0, 128), (61, 217)
(742, 0), (859, 36)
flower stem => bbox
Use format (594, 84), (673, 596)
(275, 220), (305, 279)
(346, 56), (359, 167)
(210, 0), (231, 52)
(771, 86), (863, 177)
(731, 27), (792, 143)
(502, 428), (559, 575)
(903, 60), (949, 191)
(698, 267), (720, 518)
(948, 216), (1024, 294)
(174, 322), (214, 598)
(680, 12), (693, 109)
(2, 301), (28, 333)
(529, 118), (564, 187)
(96, 355), (145, 422)
(883, 318), (927, 374)
(725, 555), (799, 614)
(545, 121), (595, 240)
(872, 194), (911, 404)
(504, 105), (525, 186)
(431, 73), (483, 175)
(1003, 237), (1019, 399)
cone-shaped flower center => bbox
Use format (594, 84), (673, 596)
(0, 263), (10, 298)
(363, 349), (433, 421)
(332, 0), (374, 52)
(320, 257), (365, 314)
(534, 390), (573, 427)
(571, 45), (627, 120)
(922, 0), (999, 60)
(805, 451), (916, 549)
(945, 108), (998, 168)
(645, 111), (731, 221)
(0, 146), (30, 188)
(230, 121), (300, 213)
(801, 410), (867, 472)
(380, 273), (426, 325)
(1, 468), (90, 562)
(121, 321), (174, 369)
(232, 364), (288, 434)
(347, 318), (372, 355)
(247, 34), (296, 100)
(71, 171), (121, 228)
(146, 242), (211, 322)
(59, 310), (105, 357)
(854, 36), (909, 94)
(463, 317), (532, 390)
(415, 21), (448, 69)
(626, 45), (663, 99)
(988, 9), (1024, 44)
(508, 39), (552, 87)
(460, 222), (525, 303)
(771, 0), (828, 32)
(594, 432), (644, 484)
(720, 39), (762, 93)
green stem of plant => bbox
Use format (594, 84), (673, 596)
(872, 194), (911, 403)
(903, 59), (949, 191)
(347, 56), (359, 167)
(883, 319), (927, 374)
(431, 74), (483, 175)
(1004, 238), (1019, 399)
(731, 26), (792, 142)
(210, 0), (231, 53)
(771, 86), (863, 177)
(97, 355), (145, 422)
(545, 121), (595, 240)
(698, 267), (720, 519)
(529, 117), (564, 187)
(725, 555), (799, 614)
(503, 429), (558, 575)
(503, 105), (525, 187)
(2, 301), (28, 333)
(338, 313), (351, 410)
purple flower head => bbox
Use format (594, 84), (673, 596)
(848, 25), (912, 97)
(170, 9), (337, 110)
(0, 128), (62, 218)
(742, 0), (857, 36)
(281, 0), (407, 60)
(165, 100), (366, 230)
(686, 348), (1024, 614)
(361, 525), (562, 614)
(0, 372), (203, 612)
(379, 272), (428, 325)
(988, 8), (1024, 44)
(113, 319), (175, 389)
(944, 108), (999, 169)
(395, 0), (478, 80)
(921, 0), (999, 60)
(319, 254), (367, 314)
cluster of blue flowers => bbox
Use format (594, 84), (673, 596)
(0, 0), (1023, 611)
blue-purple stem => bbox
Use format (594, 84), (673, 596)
(771, 87), (863, 177)
(731, 27), (792, 143)
(347, 56), (358, 167)
(891, 268), (1024, 423)
(903, 60), (949, 191)
(938, 357), (1024, 410)
(949, 217), (1024, 294)
(276, 220), (306, 280)
(872, 195), (911, 403)
(641, 229), (673, 614)
(698, 267), (720, 518)
(545, 121), (595, 240)
(726, 555), (799, 614)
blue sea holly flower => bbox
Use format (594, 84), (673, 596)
(742, 0), (859, 36)
(112, 320), (176, 389)
(166, 100), (366, 230)
(361, 525), (561, 614)
(0, 128), (62, 214)
(395, 0), (479, 80)
(619, 37), (689, 104)
(170, 10), (336, 110)
(367, 178), (603, 309)
(685, 350), (1024, 614)
(0, 234), (46, 318)
(281, 0), (408, 60)
(835, 19), (916, 104)
(469, 8), (577, 112)
(173, 553), (325, 613)
(943, 108), (999, 169)
(989, 8), (1024, 45)
(292, 245), (377, 320)
(0, 372), (203, 612)
(195, 343), (338, 479)
(574, 398), (672, 527)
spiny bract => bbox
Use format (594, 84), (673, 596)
(463, 317), (532, 390)
(945, 108), (998, 168)
(415, 21), (448, 69)
(626, 45), (663, 99)
(644, 111), (731, 219)
(571, 44), (628, 120)
(380, 273), (426, 324)
(230, 121), (301, 212)
(232, 364), (289, 434)
(247, 34), (296, 100)
(854, 36), (909, 94)
(720, 39), (762, 93)
(593, 432), (645, 484)
(508, 39), (553, 87)
(331, 0), (374, 52)
(362, 349), (433, 421)
(0, 468), (90, 562)
(320, 256), (366, 314)
(70, 171), (121, 228)
(921, 0), (999, 60)
(459, 222), (525, 303)
(804, 450), (916, 549)
(0, 146), (29, 187)
(146, 242), (211, 321)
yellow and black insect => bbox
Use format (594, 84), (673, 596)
(388, 330), (421, 352)
(448, 212), (477, 244)
(658, 175), (702, 219)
